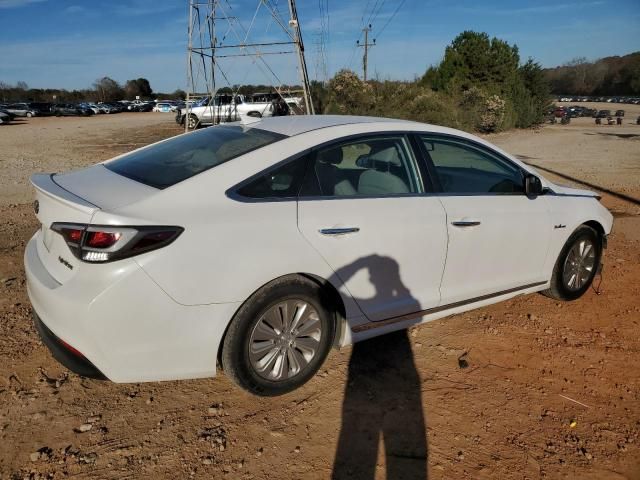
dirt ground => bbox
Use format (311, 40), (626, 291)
(0, 109), (639, 480)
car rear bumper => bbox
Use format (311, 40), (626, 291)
(33, 311), (107, 380)
(25, 232), (241, 383)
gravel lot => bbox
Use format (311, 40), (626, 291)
(0, 110), (639, 479)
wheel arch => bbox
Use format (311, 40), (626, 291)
(583, 219), (605, 239)
(216, 272), (347, 368)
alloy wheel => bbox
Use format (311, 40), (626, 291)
(563, 238), (596, 291)
(248, 299), (322, 381)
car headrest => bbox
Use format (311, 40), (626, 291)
(317, 146), (343, 165)
(369, 146), (402, 166)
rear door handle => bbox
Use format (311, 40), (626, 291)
(319, 227), (360, 236)
(451, 220), (481, 227)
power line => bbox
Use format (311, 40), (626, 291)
(375, 0), (405, 39)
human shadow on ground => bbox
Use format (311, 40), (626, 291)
(329, 255), (428, 480)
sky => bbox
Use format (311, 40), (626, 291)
(0, 0), (639, 93)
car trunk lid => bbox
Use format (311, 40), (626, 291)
(32, 174), (98, 284)
(31, 167), (158, 283)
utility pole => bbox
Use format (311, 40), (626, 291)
(288, 0), (315, 114)
(357, 24), (375, 82)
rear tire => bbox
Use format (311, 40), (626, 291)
(187, 114), (199, 129)
(221, 276), (335, 396)
(543, 225), (602, 301)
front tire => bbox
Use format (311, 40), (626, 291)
(221, 276), (335, 396)
(543, 225), (602, 301)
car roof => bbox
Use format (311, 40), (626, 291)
(248, 115), (418, 137)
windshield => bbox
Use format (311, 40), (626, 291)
(104, 126), (286, 189)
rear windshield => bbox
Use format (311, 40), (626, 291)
(105, 125), (285, 189)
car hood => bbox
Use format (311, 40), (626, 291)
(548, 182), (598, 198)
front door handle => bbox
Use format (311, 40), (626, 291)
(451, 220), (481, 227)
(319, 227), (360, 236)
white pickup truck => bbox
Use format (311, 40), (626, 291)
(176, 95), (274, 129)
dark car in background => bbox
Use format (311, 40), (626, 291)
(0, 110), (11, 124)
(615, 110), (625, 117)
(28, 102), (54, 116)
(596, 110), (611, 118)
(52, 104), (94, 116)
(0, 108), (17, 121)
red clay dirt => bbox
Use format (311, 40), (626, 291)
(0, 111), (639, 479)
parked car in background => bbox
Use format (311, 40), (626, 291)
(29, 102), (54, 116)
(176, 94), (275, 128)
(137, 102), (155, 112)
(0, 110), (10, 124)
(80, 103), (101, 115)
(596, 110), (611, 118)
(3, 103), (37, 117)
(615, 110), (625, 117)
(25, 115), (613, 396)
(97, 104), (112, 114)
(0, 108), (17, 121)
(153, 102), (174, 113)
(52, 104), (94, 116)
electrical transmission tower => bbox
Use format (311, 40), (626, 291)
(356, 24), (375, 82)
(185, 0), (314, 132)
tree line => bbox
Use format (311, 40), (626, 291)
(0, 76), (186, 103)
(544, 52), (640, 96)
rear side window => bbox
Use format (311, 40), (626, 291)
(303, 135), (423, 197)
(236, 157), (308, 199)
(105, 126), (285, 189)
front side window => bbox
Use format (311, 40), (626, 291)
(105, 126), (285, 189)
(420, 136), (524, 194)
(303, 135), (423, 197)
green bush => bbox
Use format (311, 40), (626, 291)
(323, 31), (551, 133)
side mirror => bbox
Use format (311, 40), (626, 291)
(525, 174), (543, 197)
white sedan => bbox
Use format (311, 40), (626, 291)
(24, 116), (612, 396)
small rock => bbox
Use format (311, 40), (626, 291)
(458, 352), (469, 369)
(76, 423), (93, 433)
(87, 415), (101, 423)
(30, 452), (41, 462)
(202, 458), (213, 465)
(79, 452), (98, 464)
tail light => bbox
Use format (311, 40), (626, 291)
(51, 223), (183, 263)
